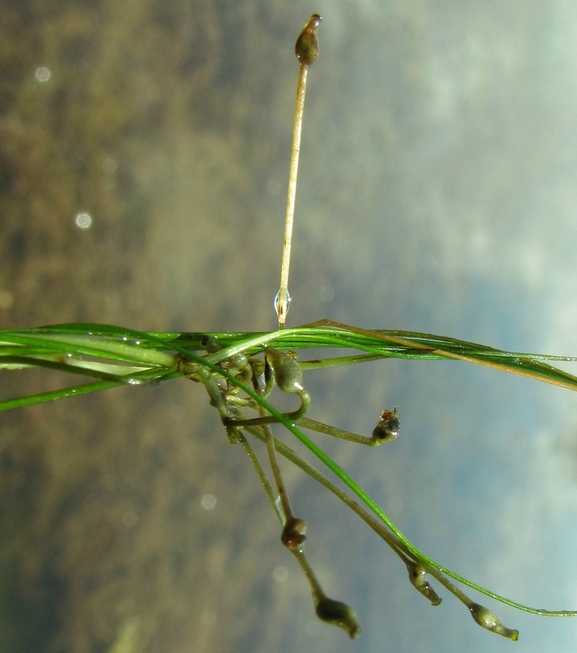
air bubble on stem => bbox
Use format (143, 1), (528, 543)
(274, 289), (291, 321)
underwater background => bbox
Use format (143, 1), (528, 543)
(1, 1), (577, 651)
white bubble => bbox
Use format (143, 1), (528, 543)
(122, 511), (138, 527)
(102, 156), (118, 174)
(35, 66), (51, 82)
(75, 212), (93, 229)
(272, 566), (288, 582)
(200, 493), (217, 510)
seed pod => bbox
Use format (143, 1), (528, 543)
(220, 353), (248, 372)
(202, 335), (248, 372)
(201, 335), (219, 353)
(264, 346), (304, 394)
(372, 407), (400, 442)
(281, 517), (307, 550)
(469, 603), (519, 640)
(295, 14), (322, 65)
(405, 560), (442, 606)
(315, 596), (361, 639)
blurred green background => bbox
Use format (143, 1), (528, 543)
(1, 1), (577, 652)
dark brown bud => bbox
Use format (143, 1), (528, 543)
(281, 517), (307, 550)
(372, 407), (400, 442)
(315, 596), (361, 639)
(295, 14), (322, 65)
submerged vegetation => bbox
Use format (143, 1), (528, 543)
(2, 10), (577, 648)
(2, 318), (577, 640)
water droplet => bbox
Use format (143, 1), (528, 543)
(274, 290), (291, 318)
(200, 493), (217, 510)
(74, 212), (92, 229)
(102, 156), (118, 174)
(34, 66), (51, 82)
(273, 566), (288, 582)
(319, 286), (334, 302)
(122, 511), (138, 527)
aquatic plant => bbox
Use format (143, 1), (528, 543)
(2, 13), (577, 643)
